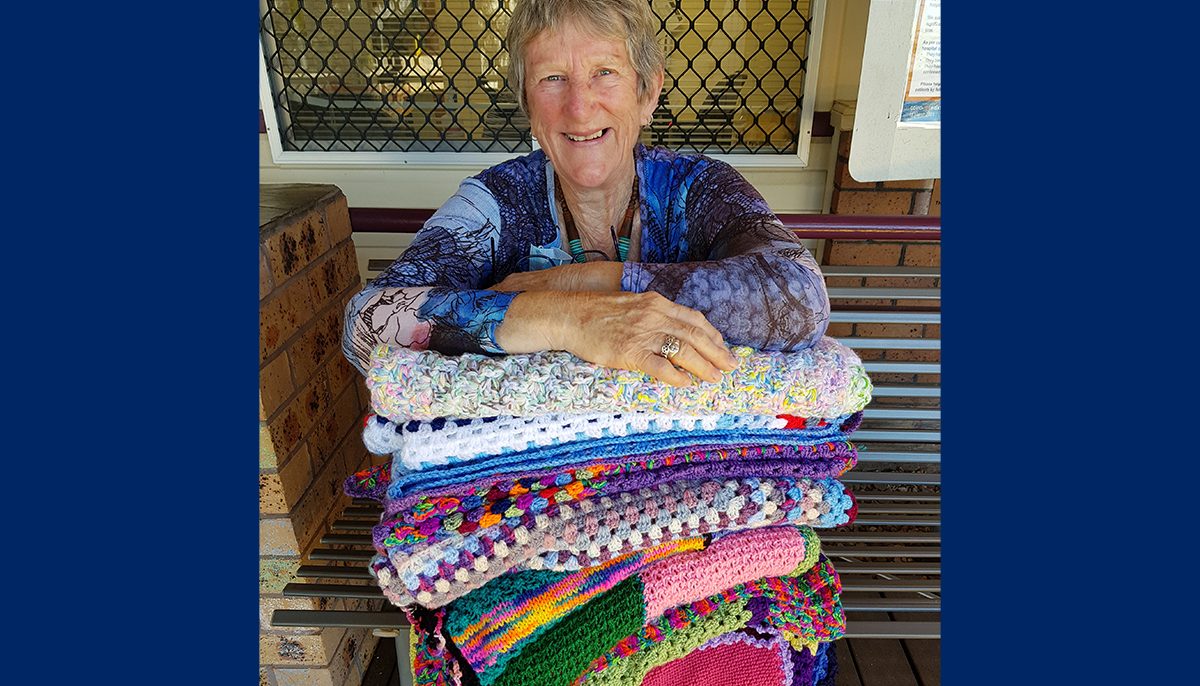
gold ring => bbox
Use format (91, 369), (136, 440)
(660, 334), (681, 360)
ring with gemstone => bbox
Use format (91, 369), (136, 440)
(660, 334), (681, 360)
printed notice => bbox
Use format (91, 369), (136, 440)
(900, 0), (940, 127)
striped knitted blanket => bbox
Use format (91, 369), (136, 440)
(366, 338), (872, 421)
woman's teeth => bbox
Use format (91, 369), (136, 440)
(565, 130), (605, 141)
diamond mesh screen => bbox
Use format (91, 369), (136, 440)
(260, 0), (814, 154)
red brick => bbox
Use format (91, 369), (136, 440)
(266, 370), (332, 464)
(868, 372), (918, 385)
(856, 323), (923, 338)
(881, 179), (935, 190)
(260, 470), (289, 514)
(883, 349), (941, 362)
(825, 241), (903, 266)
(825, 322), (854, 337)
(903, 244), (941, 267)
(831, 298), (894, 307)
(260, 247), (274, 301)
(837, 131), (852, 158)
(292, 444), (355, 554)
(278, 442), (314, 510)
(893, 299), (940, 308)
(915, 373), (941, 384)
(833, 190), (917, 215)
(835, 160), (878, 190)
(823, 276), (864, 288)
(289, 307), (342, 390)
(260, 353), (294, 421)
(923, 324), (941, 338)
(929, 180), (941, 217)
(260, 275), (316, 363)
(863, 276), (939, 289)
(325, 195), (354, 245)
(854, 349), (886, 361)
(263, 210), (333, 284)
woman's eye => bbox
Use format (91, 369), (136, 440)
(544, 75), (563, 82)
(597, 69), (613, 77)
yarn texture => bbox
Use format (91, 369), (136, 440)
(366, 338), (872, 421)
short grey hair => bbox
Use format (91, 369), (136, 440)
(505, 0), (665, 114)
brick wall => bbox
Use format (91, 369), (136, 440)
(259, 184), (384, 686)
(823, 131), (940, 407)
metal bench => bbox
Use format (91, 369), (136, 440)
(272, 215), (942, 682)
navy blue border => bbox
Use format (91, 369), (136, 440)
(944, 7), (1193, 684)
(8, 6), (260, 679)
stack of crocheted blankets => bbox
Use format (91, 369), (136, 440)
(344, 338), (872, 686)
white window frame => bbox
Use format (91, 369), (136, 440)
(259, 0), (825, 169)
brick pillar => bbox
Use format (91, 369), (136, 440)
(823, 131), (941, 406)
(259, 184), (383, 686)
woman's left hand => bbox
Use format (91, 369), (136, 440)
(491, 262), (622, 293)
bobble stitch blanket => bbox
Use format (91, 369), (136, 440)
(366, 338), (872, 421)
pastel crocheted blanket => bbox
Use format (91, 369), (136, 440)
(366, 337), (872, 421)
(404, 553), (844, 686)
(363, 411), (859, 470)
(368, 476), (855, 607)
(443, 526), (821, 684)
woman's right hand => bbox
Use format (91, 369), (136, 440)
(496, 291), (739, 387)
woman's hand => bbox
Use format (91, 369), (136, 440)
(491, 262), (622, 293)
(496, 291), (739, 387)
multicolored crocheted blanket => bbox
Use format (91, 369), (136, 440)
(367, 476), (855, 607)
(404, 552), (845, 686)
(366, 338), (872, 421)
(345, 413), (863, 509)
(443, 526), (821, 684)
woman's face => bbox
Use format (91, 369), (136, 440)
(524, 20), (661, 193)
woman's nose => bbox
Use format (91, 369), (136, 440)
(564, 80), (596, 116)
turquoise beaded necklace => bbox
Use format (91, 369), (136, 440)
(554, 173), (639, 262)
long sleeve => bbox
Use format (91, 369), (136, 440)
(622, 158), (830, 351)
(341, 178), (519, 375)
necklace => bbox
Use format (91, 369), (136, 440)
(554, 173), (639, 262)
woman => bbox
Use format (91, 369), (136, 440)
(343, 0), (830, 387)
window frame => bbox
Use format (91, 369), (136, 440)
(258, 0), (826, 169)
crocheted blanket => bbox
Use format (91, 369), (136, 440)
(604, 630), (836, 686)
(363, 411), (855, 470)
(368, 476), (855, 607)
(495, 557), (843, 686)
(345, 428), (859, 513)
(354, 446), (856, 552)
(408, 553), (843, 686)
(444, 526), (821, 683)
(366, 338), (872, 421)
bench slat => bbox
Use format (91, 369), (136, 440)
(828, 288), (940, 300)
(822, 266), (940, 278)
(838, 337), (941, 349)
(829, 311), (940, 324)
(843, 621), (940, 639)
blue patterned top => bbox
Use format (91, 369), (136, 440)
(342, 144), (829, 374)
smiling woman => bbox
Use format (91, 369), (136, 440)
(342, 0), (831, 387)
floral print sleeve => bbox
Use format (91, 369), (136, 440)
(341, 179), (519, 374)
(623, 153), (830, 351)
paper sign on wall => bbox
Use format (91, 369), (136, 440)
(900, 0), (940, 127)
